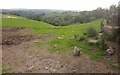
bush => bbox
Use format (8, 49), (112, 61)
(98, 34), (108, 51)
(86, 27), (97, 37)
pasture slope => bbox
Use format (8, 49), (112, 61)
(2, 15), (117, 73)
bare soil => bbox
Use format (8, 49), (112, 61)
(2, 15), (17, 19)
(2, 28), (118, 73)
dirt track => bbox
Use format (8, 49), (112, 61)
(2, 28), (117, 73)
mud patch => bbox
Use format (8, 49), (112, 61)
(2, 28), (33, 46)
(2, 15), (17, 19)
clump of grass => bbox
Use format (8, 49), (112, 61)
(90, 52), (105, 61)
(86, 27), (97, 37)
(75, 35), (85, 41)
(98, 40), (108, 51)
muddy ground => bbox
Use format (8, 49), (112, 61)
(2, 28), (118, 73)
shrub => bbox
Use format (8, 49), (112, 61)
(98, 34), (108, 51)
(98, 40), (108, 51)
(86, 27), (97, 37)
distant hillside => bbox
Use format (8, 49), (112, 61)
(2, 8), (108, 26)
(2, 9), (60, 17)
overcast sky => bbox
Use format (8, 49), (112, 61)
(0, 0), (119, 11)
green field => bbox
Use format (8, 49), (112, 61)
(2, 16), (105, 61)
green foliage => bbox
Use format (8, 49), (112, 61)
(94, 33), (108, 51)
(98, 40), (108, 51)
(91, 52), (104, 61)
(86, 27), (97, 37)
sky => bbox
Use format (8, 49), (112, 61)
(0, 0), (119, 11)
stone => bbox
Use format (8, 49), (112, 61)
(53, 69), (56, 72)
(73, 46), (80, 56)
(98, 33), (103, 36)
(61, 65), (64, 68)
(106, 47), (115, 56)
(88, 39), (98, 45)
(28, 66), (34, 71)
(53, 44), (57, 48)
(34, 41), (38, 43)
(45, 67), (48, 70)
(57, 37), (64, 40)
(57, 61), (60, 64)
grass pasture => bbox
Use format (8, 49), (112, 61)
(2, 16), (105, 61)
